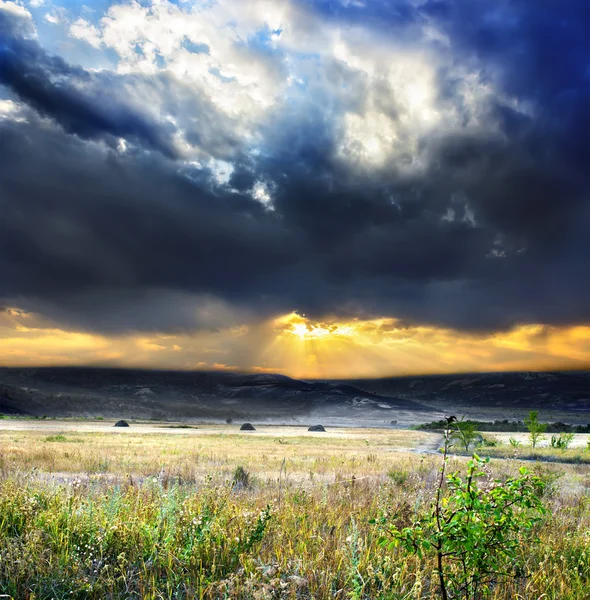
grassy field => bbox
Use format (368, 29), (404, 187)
(0, 422), (589, 599)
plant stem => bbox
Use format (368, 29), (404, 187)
(435, 425), (451, 600)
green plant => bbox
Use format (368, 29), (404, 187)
(509, 437), (522, 448)
(550, 433), (575, 450)
(388, 469), (408, 486)
(450, 418), (480, 452)
(378, 423), (547, 599)
(346, 518), (365, 600)
(477, 435), (497, 447)
(44, 434), (68, 442)
(232, 465), (250, 489)
(525, 411), (547, 449)
(236, 504), (272, 554)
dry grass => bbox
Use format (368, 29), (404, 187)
(0, 424), (430, 484)
(0, 422), (588, 599)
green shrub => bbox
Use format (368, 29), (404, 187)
(388, 469), (408, 486)
(478, 434), (498, 447)
(232, 465), (250, 489)
(450, 418), (480, 452)
(377, 426), (546, 599)
(551, 433), (575, 450)
(44, 434), (68, 443)
(525, 411), (547, 448)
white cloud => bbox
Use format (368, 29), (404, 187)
(98, 0), (292, 124)
(69, 17), (102, 48)
(28, 0), (518, 173)
(43, 11), (59, 24)
(116, 138), (128, 154)
(209, 159), (234, 185)
(0, 99), (27, 122)
(0, 0), (33, 19)
(251, 180), (274, 210)
(330, 30), (502, 173)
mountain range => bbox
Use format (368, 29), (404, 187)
(0, 367), (588, 426)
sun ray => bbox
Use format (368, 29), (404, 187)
(0, 308), (589, 377)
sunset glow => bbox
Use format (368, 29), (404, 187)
(0, 0), (588, 381)
(1, 308), (588, 379)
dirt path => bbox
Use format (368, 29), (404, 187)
(413, 432), (444, 454)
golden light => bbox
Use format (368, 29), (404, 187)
(291, 322), (310, 340)
(275, 312), (355, 341)
(0, 307), (589, 379)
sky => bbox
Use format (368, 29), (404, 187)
(0, 0), (589, 379)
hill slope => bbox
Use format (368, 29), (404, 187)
(0, 367), (432, 425)
(340, 371), (590, 421)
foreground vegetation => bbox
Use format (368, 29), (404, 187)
(416, 418), (590, 434)
(421, 412), (590, 465)
(0, 424), (589, 599)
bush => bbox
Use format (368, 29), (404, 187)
(44, 434), (68, 443)
(232, 465), (250, 490)
(450, 418), (480, 451)
(525, 411), (546, 448)
(550, 433), (575, 450)
(377, 425), (546, 599)
(477, 434), (498, 447)
(387, 469), (408, 486)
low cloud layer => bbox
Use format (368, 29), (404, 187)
(0, 0), (589, 347)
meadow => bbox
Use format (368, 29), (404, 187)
(0, 422), (589, 599)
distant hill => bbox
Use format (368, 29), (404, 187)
(1, 368), (588, 426)
(338, 371), (590, 420)
(0, 367), (432, 426)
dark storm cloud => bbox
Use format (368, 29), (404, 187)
(0, 10), (178, 158)
(0, 0), (589, 334)
(252, 116), (590, 330)
(420, 0), (590, 173)
(0, 113), (302, 331)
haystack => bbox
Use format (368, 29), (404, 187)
(308, 424), (326, 432)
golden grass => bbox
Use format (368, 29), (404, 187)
(0, 425), (430, 482)
(0, 422), (588, 599)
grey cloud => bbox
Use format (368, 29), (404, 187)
(0, 10), (178, 158)
(0, 1), (588, 335)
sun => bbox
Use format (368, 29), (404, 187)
(274, 313), (338, 341)
(291, 322), (309, 340)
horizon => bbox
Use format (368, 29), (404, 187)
(1, 360), (589, 382)
(1, 0), (589, 378)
